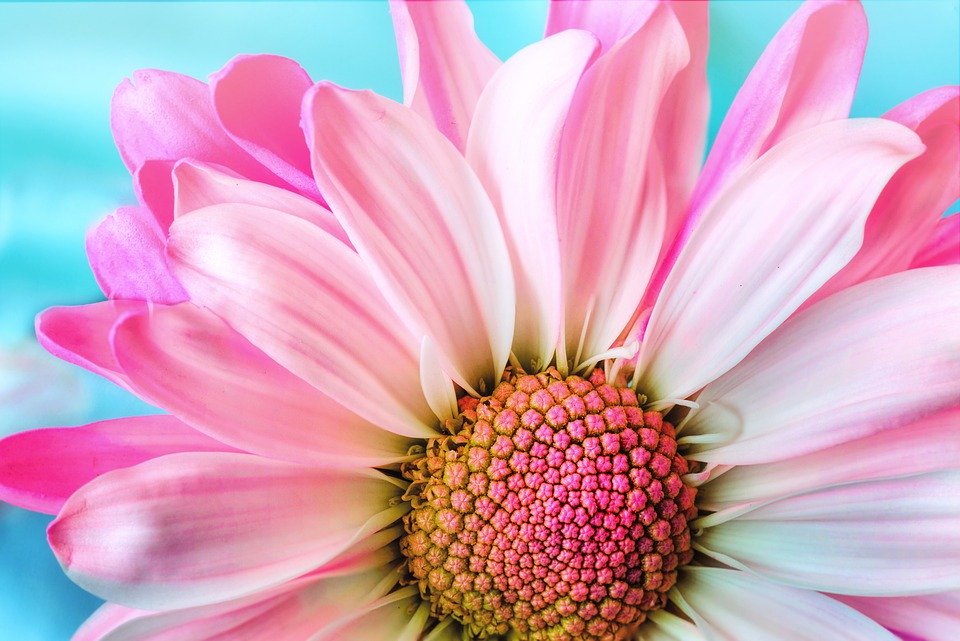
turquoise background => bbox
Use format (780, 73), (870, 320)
(0, 1), (957, 638)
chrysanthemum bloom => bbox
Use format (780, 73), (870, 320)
(2, 0), (959, 639)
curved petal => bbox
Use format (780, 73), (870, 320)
(911, 213), (960, 269)
(48, 452), (405, 610)
(171, 160), (348, 245)
(637, 119), (923, 401)
(304, 83), (515, 393)
(0, 415), (233, 515)
(210, 54), (323, 202)
(310, 587), (427, 641)
(466, 30), (599, 370)
(647, 0), (868, 306)
(684, 267), (960, 464)
(113, 302), (412, 467)
(697, 471), (960, 596)
(556, 5), (689, 365)
(638, 611), (707, 641)
(36, 301), (144, 389)
(675, 567), (896, 640)
(111, 69), (276, 185)
(699, 407), (960, 510)
(833, 592), (960, 641)
(86, 207), (188, 305)
(544, 0), (656, 54)
(133, 160), (176, 231)
(166, 203), (435, 438)
(808, 86), (960, 306)
(390, 0), (500, 151)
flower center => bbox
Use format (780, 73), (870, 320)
(400, 367), (698, 640)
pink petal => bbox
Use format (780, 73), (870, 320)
(912, 213), (960, 268)
(466, 30), (599, 370)
(544, 0), (656, 54)
(49, 452), (404, 610)
(833, 592), (960, 641)
(304, 83), (515, 393)
(637, 119), (923, 401)
(111, 69), (277, 185)
(166, 203), (435, 438)
(312, 587), (427, 641)
(699, 407), (960, 510)
(647, 0), (868, 305)
(86, 207), (188, 305)
(390, 0), (500, 151)
(210, 54), (324, 202)
(807, 86), (960, 306)
(697, 471), (960, 596)
(172, 159), (348, 245)
(36, 301), (144, 389)
(0, 415), (233, 515)
(676, 567), (896, 640)
(133, 160), (176, 231)
(112, 302), (411, 466)
(684, 267), (960, 465)
(556, 6), (689, 365)
(72, 604), (148, 641)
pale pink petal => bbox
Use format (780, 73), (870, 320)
(697, 471), (960, 596)
(466, 30), (598, 370)
(310, 587), (427, 641)
(73, 604), (148, 641)
(0, 415), (233, 515)
(36, 301), (144, 389)
(86, 207), (188, 305)
(171, 159), (348, 245)
(544, 0), (656, 54)
(647, 0), (868, 305)
(210, 54), (324, 202)
(419, 335), (458, 423)
(833, 592), (960, 641)
(699, 407), (960, 510)
(167, 203), (435, 438)
(807, 87), (960, 306)
(390, 0), (500, 151)
(49, 452), (405, 610)
(675, 567), (896, 640)
(911, 213), (960, 268)
(133, 161), (176, 231)
(111, 69), (277, 185)
(684, 267), (960, 465)
(637, 119), (923, 401)
(304, 83), (514, 393)
(557, 6), (688, 365)
(638, 611), (707, 641)
(113, 302), (412, 467)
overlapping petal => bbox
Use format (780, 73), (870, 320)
(912, 213), (960, 268)
(834, 592), (960, 641)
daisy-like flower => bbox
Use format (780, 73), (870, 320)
(2, 1), (959, 639)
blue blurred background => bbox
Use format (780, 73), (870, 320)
(0, 1), (957, 638)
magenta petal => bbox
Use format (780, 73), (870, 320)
(86, 206), (188, 304)
(210, 54), (323, 202)
(912, 213), (960, 268)
(133, 160), (176, 232)
(0, 415), (235, 515)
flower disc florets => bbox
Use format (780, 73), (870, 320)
(400, 367), (698, 640)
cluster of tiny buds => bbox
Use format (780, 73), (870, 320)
(400, 367), (698, 641)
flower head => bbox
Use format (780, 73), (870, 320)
(1, 1), (959, 640)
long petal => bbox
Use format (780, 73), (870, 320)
(557, 5), (689, 365)
(544, 0), (656, 54)
(807, 86), (960, 306)
(684, 267), (960, 464)
(113, 302), (412, 466)
(210, 54), (323, 202)
(310, 587), (426, 641)
(390, 0), (500, 151)
(638, 611), (707, 641)
(171, 159), (348, 244)
(0, 415), (234, 515)
(36, 301), (144, 389)
(48, 452), (404, 610)
(111, 69), (277, 185)
(675, 567), (896, 640)
(466, 30), (599, 370)
(697, 471), (960, 596)
(167, 204), (435, 438)
(699, 407), (960, 511)
(304, 83), (515, 393)
(86, 207), (188, 305)
(911, 213), (960, 268)
(833, 592), (960, 641)
(637, 119), (923, 401)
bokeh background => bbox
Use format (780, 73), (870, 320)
(1, 1), (957, 638)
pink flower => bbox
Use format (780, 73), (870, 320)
(2, 1), (959, 639)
